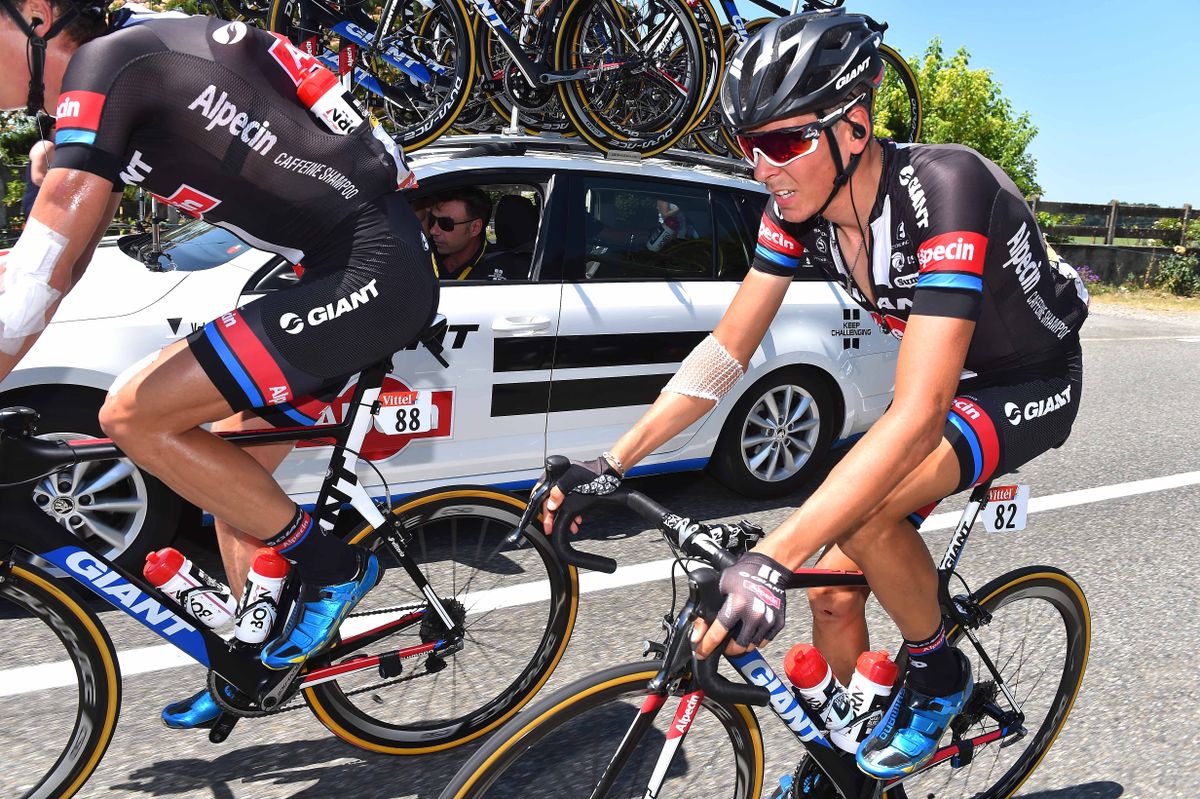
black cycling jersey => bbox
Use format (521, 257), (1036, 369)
(52, 15), (407, 263)
(753, 142), (1089, 378)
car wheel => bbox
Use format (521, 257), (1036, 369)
(1, 386), (181, 572)
(709, 367), (838, 498)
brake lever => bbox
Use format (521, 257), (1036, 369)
(505, 480), (550, 547)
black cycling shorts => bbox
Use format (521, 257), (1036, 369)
(907, 340), (1083, 528)
(187, 193), (439, 428)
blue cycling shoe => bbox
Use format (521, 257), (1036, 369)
(162, 686), (228, 729)
(856, 649), (973, 779)
(261, 550), (380, 670)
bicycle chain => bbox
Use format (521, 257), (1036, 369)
(208, 601), (445, 718)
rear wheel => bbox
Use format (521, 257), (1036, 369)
(303, 487), (578, 753)
(887, 567), (1090, 798)
(555, 0), (707, 156)
(439, 661), (764, 798)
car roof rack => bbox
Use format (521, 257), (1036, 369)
(421, 133), (752, 179)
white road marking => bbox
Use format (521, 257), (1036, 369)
(4, 470), (1199, 696)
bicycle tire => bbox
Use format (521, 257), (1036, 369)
(683, 0), (725, 135)
(555, 0), (707, 156)
(876, 42), (921, 143)
(440, 660), (764, 798)
(267, 0), (477, 151)
(0, 563), (122, 799)
(886, 566), (1090, 799)
(302, 486), (579, 753)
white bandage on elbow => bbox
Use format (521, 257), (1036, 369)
(662, 334), (745, 402)
(0, 218), (67, 354)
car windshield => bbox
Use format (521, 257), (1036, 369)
(132, 221), (252, 272)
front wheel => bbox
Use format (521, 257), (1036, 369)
(888, 566), (1090, 799)
(0, 563), (122, 799)
(302, 486), (578, 753)
(439, 660), (764, 798)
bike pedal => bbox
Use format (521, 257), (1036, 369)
(208, 712), (239, 744)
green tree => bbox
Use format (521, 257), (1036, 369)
(875, 38), (1041, 196)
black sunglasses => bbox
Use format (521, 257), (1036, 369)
(431, 215), (480, 232)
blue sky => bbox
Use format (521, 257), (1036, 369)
(725, 1), (1198, 206)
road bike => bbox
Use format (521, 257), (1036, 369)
(0, 322), (578, 799)
(439, 458), (1090, 799)
(267, 0), (707, 155)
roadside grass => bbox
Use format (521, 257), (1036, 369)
(1090, 286), (1200, 314)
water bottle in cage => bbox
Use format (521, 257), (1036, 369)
(233, 548), (291, 645)
(143, 547), (236, 630)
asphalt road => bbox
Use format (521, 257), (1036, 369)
(3, 306), (1198, 799)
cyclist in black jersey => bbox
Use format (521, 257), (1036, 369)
(0, 0), (438, 729)
(538, 9), (1088, 781)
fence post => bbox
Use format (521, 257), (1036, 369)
(1183, 204), (1192, 246)
(1029, 194), (1039, 215)
(1106, 200), (1119, 245)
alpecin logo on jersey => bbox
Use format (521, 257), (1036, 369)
(758, 216), (798, 255)
(188, 85), (277, 156)
(917, 231), (987, 275)
(1004, 222), (1073, 340)
(54, 90), (105, 146)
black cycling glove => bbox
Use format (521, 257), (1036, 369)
(536, 456), (622, 500)
(716, 551), (789, 648)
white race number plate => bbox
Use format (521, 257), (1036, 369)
(373, 391), (437, 435)
(981, 484), (1030, 533)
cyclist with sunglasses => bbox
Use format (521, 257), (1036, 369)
(538, 8), (1089, 782)
(0, 0), (438, 730)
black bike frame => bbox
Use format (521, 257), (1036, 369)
(631, 479), (1026, 799)
(0, 359), (464, 710)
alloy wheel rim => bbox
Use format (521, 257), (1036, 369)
(738, 384), (821, 483)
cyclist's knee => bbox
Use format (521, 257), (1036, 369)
(807, 585), (869, 627)
(98, 390), (137, 445)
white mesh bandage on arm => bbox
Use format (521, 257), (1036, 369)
(662, 334), (745, 401)
(0, 218), (67, 354)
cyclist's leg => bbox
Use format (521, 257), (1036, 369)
(210, 410), (294, 596)
(808, 544), (869, 684)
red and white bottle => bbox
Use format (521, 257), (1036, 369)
(829, 650), (900, 753)
(784, 643), (854, 734)
(297, 66), (366, 135)
(234, 548), (291, 644)
(144, 547), (236, 630)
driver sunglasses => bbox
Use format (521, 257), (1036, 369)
(431, 215), (479, 232)
(737, 92), (867, 169)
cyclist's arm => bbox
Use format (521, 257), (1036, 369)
(608, 268), (792, 469)
(755, 312), (973, 569)
(0, 169), (121, 379)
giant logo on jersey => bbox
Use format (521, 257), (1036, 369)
(897, 165), (930, 229)
(54, 90), (105, 146)
(295, 376), (454, 460)
(278, 279), (379, 334)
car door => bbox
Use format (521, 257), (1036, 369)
(545, 171), (730, 466)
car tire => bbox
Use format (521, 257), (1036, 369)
(0, 385), (181, 572)
(708, 367), (838, 499)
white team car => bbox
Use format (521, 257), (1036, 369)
(0, 135), (898, 569)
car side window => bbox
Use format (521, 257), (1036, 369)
(575, 176), (713, 281)
(412, 182), (545, 283)
(714, 190), (765, 281)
